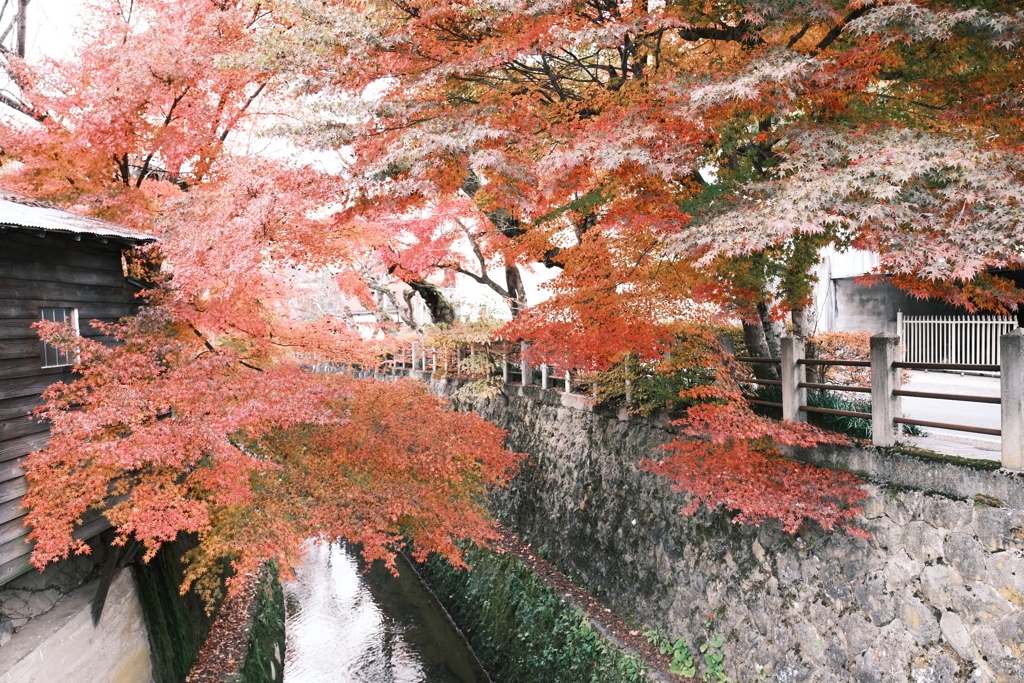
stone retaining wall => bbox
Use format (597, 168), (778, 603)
(428, 377), (1024, 682)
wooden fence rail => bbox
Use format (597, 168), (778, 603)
(739, 332), (1023, 472)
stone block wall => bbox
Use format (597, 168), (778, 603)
(435, 379), (1024, 682)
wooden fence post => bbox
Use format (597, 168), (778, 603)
(521, 341), (533, 386)
(1001, 329), (1024, 471)
(411, 342), (419, 374)
(870, 333), (902, 447)
(781, 336), (806, 422)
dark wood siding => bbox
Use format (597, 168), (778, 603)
(0, 229), (144, 586)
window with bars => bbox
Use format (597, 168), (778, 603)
(38, 307), (79, 368)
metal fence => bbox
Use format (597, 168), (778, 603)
(898, 313), (1017, 366)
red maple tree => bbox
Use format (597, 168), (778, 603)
(5, 0), (1024, 568)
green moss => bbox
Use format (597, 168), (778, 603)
(417, 544), (648, 683)
(973, 493), (1003, 508)
(888, 446), (1003, 471)
(133, 536), (218, 683)
(239, 562), (286, 683)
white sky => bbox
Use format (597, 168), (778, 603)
(22, 0), (82, 62)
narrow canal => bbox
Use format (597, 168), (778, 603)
(283, 542), (491, 683)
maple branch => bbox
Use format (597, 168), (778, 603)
(443, 220), (518, 306)
(874, 93), (949, 112)
(0, 88), (44, 121)
(0, 47), (48, 121)
(456, 219), (491, 278)
(190, 324), (263, 371)
(219, 80), (269, 143)
(813, 5), (874, 53)
(786, 22), (812, 49)
(677, 21), (764, 46)
(136, 86), (191, 188)
(446, 263), (510, 301)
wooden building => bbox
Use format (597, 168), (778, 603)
(0, 191), (155, 586)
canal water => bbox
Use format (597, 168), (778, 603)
(283, 542), (490, 683)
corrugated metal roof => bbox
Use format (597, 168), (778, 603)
(0, 189), (156, 243)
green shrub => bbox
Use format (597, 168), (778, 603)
(750, 385), (923, 440)
(417, 544), (648, 683)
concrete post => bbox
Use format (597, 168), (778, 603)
(541, 364), (550, 390)
(432, 349), (437, 373)
(781, 336), (806, 422)
(521, 341), (533, 386)
(1000, 329), (1024, 471)
(565, 370), (572, 394)
(502, 355), (510, 384)
(623, 353), (633, 405)
(411, 342), (419, 374)
(871, 334), (902, 447)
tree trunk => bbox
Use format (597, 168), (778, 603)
(791, 305), (813, 337)
(742, 319), (780, 381)
(758, 301), (783, 358)
(406, 279), (457, 325)
(505, 265), (527, 318)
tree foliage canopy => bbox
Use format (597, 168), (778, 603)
(2, 0), (1023, 578)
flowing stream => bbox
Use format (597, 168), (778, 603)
(283, 542), (490, 683)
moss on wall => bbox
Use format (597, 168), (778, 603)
(133, 537), (217, 683)
(239, 562), (285, 683)
(417, 544), (647, 683)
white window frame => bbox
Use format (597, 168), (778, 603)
(38, 307), (79, 368)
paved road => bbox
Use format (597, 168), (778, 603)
(898, 370), (1000, 460)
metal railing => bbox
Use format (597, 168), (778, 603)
(899, 313), (1017, 366)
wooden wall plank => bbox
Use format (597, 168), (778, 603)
(0, 494), (25, 525)
(0, 548), (34, 585)
(0, 277), (131, 303)
(0, 338), (39, 360)
(0, 300), (140, 320)
(0, 515), (29, 546)
(0, 493), (23, 528)
(0, 261), (126, 287)
(0, 359), (67, 381)
(0, 432), (48, 465)
(0, 432), (47, 462)
(0, 416), (49, 442)
(0, 477), (27, 507)
(2, 230), (128, 261)
(0, 455), (28, 483)
(0, 514), (109, 586)
(0, 320), (40, 340)
(0, 374), (70, 401)
(0, 395), (46, 422)
(0, 530), (31, 566)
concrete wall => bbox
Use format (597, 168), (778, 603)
(435, 379), (1024, 682)
(823, 277), (966, 334)
(1, 569), (153, 683)
(0, 547), (102, 644)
